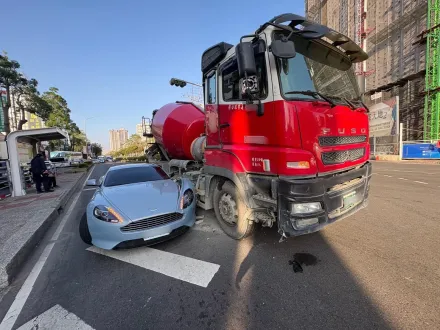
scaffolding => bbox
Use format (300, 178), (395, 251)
(368, 5), (428, 46)
(339, 0), (348, 35)
(306, 0), (327, 23)
(424, 0), (440, 140)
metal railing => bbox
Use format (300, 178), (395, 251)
(370, 136), (399, 156)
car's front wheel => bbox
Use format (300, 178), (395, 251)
(213, 181), (254, 240)
(79, 213), (92, 245)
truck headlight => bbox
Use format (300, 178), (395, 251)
(93, 205), (124, 223)
(291, 202), (322, 215)
(180, 189), (194, 209)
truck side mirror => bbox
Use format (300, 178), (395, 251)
(237, 40), (260, 101)
(271, 38), (296, 59)
(236, 41), (257, 78)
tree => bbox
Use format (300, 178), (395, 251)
(0, 53), (21, 133)
(14, 77), (52, 130)
(91, 143), (103, 156)
(42, 87), (72, 129)
(112, 134), (147, 157)
(67, 122), (87, 152)
(43, 87), (77, 150)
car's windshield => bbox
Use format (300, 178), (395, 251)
(104, 166), (169, 187)
(50, 151), (66, 158)
(274, 32), (360, 103)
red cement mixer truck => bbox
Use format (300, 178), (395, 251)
(142, 13), (372, 240)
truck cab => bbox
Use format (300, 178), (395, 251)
(200, 14), (372, 238)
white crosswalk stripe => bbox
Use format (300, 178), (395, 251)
(87, 246), (220, 288)
(16, 305), (94, 330)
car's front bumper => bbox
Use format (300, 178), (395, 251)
(87, 203), (196, 250)
(277, 162), (372, 236)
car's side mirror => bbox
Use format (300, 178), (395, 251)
(271, 39), (296, 59)
(98, 176), (105, 186)
(86, 179), (97, 186)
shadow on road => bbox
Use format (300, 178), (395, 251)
(213, 224), (392, 330)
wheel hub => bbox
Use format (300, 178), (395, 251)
(219, 193), (238, 225)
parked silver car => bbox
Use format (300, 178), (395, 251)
(79, 164), (196, 249)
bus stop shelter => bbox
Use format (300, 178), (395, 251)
(6, 128), (69, 197)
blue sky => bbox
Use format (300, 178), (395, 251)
(2, 0), (304, 151)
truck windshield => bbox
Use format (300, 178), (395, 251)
(274, 32), (360, 103)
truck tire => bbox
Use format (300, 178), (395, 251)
(213, 181), (254, 240)
(79, 213), (92, 245)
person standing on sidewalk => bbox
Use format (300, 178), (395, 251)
(30, 153), (52, 193)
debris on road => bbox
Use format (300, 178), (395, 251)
(289, 253), (319, 273)
(289, 260), (303, 273)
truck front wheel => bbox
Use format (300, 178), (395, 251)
(213, 181), (254, 240)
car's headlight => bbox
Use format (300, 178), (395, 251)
(180, 189), (194, 209)
(93, 205), (124, 223)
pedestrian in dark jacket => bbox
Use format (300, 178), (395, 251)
(30, 153), (52, 193)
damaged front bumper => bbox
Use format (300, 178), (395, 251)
(277, 162), (372, 237)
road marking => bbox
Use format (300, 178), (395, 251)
(83, 188), (97, 191)
(84, 166), (95, 184)
(16, 304), (94, 330)
(375, 169), (438, 175)
(413, 181), (428, 185)
(0, 169), (91, 330)
(398, 178), (408, 181)
(87, 246), (220, 288)
(383, 175), (393, 178)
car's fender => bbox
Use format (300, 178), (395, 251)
(87, 189), (130, 222)
(176, 177), (195, 195)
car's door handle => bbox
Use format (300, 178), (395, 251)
(219, 123), (230, 128)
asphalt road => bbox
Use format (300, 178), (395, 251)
(0, 161), (439, 329)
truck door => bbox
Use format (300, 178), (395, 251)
(218, 38), (274, 147)
(204, 70), (221, 148)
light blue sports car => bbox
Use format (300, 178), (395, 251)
(79, 163), (196, 249)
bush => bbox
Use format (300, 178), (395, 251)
(72, 162), (92, 168)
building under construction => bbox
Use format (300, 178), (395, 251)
(305, 0), (440, 142)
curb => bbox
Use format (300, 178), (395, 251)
(0, 166), (93, 289)
(372, 159), (440, 165)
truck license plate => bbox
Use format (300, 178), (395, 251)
(342, 191), (357, 209)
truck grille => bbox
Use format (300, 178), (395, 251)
(319, 136), (367, 146)
(322, 148), (365, 165)
(120, 213), (183, 232)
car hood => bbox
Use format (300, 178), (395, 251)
(101, 180), (180, 221)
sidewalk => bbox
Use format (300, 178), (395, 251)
(0, 169), (89, 289)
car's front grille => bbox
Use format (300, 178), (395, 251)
(121, 213), (183, 232)
(319, 135), (367, 146)
(322, 148), (365, 165)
